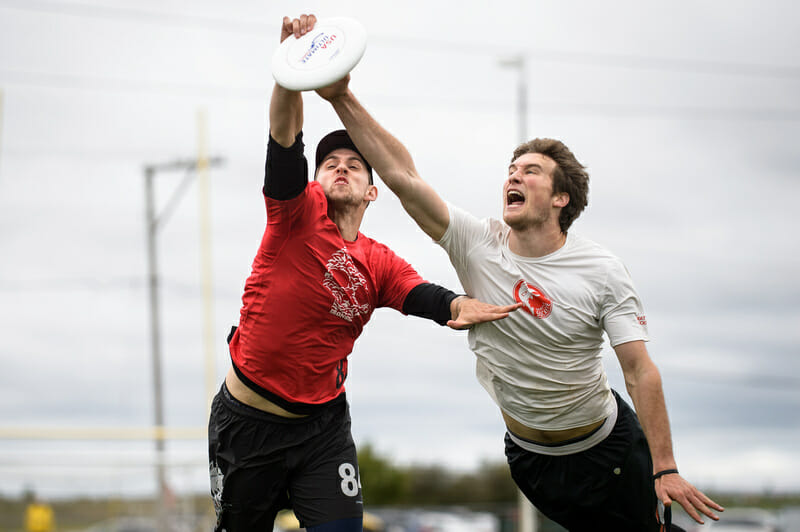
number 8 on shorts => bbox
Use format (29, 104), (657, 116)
(338, 462), (361, 497)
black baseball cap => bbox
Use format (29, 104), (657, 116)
(315, 129), (373, 184)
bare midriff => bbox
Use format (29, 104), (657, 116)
(502, 410), (606, 444)
(225, 366), (308, 418)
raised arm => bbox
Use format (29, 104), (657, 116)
(615, 340), (723, 525)
(269, 15), (317, 147)
(317, 77), (450, 240)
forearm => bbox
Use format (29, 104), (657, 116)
(626, 363), (677, 473)
(625, 358), (725, 523)
(328, 89), (417, 192)
(269, 84), (304, 147)
(326, 88), (450, 239)
(402, 283), (460, 326)
(450, 295), (467, 321)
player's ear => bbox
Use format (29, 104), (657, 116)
(365, 184), (378, 202)
(553, 192), (569, 208)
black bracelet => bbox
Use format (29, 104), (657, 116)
(653, 468), (679, 480)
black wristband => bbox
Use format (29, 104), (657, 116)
(653, 468), (679, 480)
(402, 283), (460, 326)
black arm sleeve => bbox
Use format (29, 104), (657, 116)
(263, 131), (309, 200)
(402, 283), (461, 326)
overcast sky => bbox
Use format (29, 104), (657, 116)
(0, 0), (798, 499)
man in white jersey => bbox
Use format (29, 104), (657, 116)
(316, 75), (724, 531)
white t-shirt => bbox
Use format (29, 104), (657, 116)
(437, 203), (649, 431)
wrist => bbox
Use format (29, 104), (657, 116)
(450, 295), (467, 319)
(324, 87), (351, 105)
(653, 468), (679, 480)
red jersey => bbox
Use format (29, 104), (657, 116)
(229, 181), (425, 406)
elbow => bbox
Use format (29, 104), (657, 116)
(623, 373), (640, 400)
(624, 363), (662, 400)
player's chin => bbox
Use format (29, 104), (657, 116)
(324, 186), (349, 198)
(326, 193), (359, 208)
(502, 210), (520, 226)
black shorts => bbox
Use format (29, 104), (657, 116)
(505, 390), (660, 532)
(208, 383), (363, 530)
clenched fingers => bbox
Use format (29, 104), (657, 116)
(280, 14), (317, 42)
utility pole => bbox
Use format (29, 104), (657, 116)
(499, 55), (528, 144)
(196, 109), (217, 413)
(143, 155), (223, 529)
(143, 165), (166, 528)
(0, 88), (5, 179)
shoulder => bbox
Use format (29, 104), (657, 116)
(307, 180), (324, 198)
(353, 232), (400, 261)
(264, 181), (326, 231)
(565, 233), (622, 263)
(444, 202), (507, 242)
(558, 233), (634, 285)
(266, 179), (318, 204)
(299, 181), (327, 211)
(353, 234), (420, 283)
(486, 216), (509, 239)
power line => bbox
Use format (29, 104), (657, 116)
(662, 368), (800, 391)
(1, 0), (798, 80)
(2, 3), (798, 125)
(1, 68), (798, 122)
(526, 49), (800, 80)
(0, 276), (144, 291)
(0, 276), (239, 298)
(372, 35), (800, 81)
(0, 68), (266, 99)
(0, 0), (271, 34)
(526, 101), (800, 121)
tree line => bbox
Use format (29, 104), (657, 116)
(357, 443), (519, 506)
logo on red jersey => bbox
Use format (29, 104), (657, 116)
(513, 279), (552, 319)
(324, 248), (371, 322)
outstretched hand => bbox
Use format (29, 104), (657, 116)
(656, 472), (724, 525)
(447, 297), (522, 330)
(279, 13), (350, 101)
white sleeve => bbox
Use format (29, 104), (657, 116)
(600, 259), (650, 346)
(435, 202), (492, 275)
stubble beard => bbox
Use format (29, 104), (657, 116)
(326, 189), (364, 212)
(504, 205), (552, 232)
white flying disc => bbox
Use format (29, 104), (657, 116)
(271, 17), (367, 91)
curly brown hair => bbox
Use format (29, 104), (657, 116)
(512, 138), (589, 233)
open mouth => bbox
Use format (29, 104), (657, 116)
(506, 190), (525, 206)
(334, 177), (349, 185)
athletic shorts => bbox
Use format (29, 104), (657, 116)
(505, 390), (662, 532)
(208, 383), (363, 531)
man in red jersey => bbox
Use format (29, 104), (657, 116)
(207, 14), (521, 532)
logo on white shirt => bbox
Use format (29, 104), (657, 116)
(324, 248), (370, 322)
(513, 279), (552, 319)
